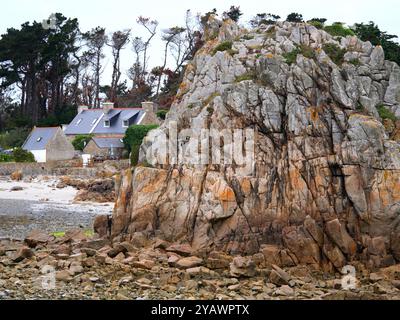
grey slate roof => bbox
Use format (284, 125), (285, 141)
(64, 108), (144, 135)
(92, 137), (125, 149)
(22, 127), (59, 150)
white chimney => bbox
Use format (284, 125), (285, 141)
(102, 102), (114, 114)
(77, 105), (89, 114)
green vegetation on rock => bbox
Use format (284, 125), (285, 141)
(377, 105), (396, 121)
(324, 22), (355, 37)
(323, 43), (346, 65)
(123, 124), (159, 166)
(212, 41), (233, 55)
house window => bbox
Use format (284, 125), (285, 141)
(104, 120), (110, 128)
(123, 120), (129, 127)
(76, 119), (82, 125)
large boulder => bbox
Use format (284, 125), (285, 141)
(110, 18), (400, 272)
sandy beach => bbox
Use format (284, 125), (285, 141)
(0, 177), (113, 240)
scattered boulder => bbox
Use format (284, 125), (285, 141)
(93, 215), (110, 238)
(12, 246), (34, 263)
(25, 230), (54, 248)
(230, 256), (256, 278)
(206, 251), (233, 269)
(269, 265), (291, 286)
(166, 244), (193, 257)
(10, 170), (23, 181)
(176, 256), (203, 269)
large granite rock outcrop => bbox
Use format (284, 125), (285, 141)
(111, 17), (400, 271)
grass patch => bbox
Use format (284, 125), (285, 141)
(322, 43), (346, 65)
(51, 229), (94, 238)
(235, 72), (256, 82)
(348, 58), (361, 66)
(242, 34), (254, 40)
(52, 231), (66, 238)
(283, 45), (315, 65)
(377, 105), (397, 121)
(212, 41), (233, 55)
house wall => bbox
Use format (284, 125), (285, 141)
(46, 129), (75, 162)
(31, 150), (47, 163)
(83, 140), (123, 158)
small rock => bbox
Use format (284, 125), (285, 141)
(25, 230), (54, 248)
(10, 186), (23, 191)
(391, 280), (400, 290)
(269, 265), (291, 286)
(275, 285), (294, 296)
(154, 239), (170, 250)
(12, 246), (34, 263)
(176, 256), (203, 269)
(10, 170), (23, 181)
(131, 259), (155, 270)
(369, 273), (384, 282)
(166, 244), (193, 256)
(56, 270), (72, 282)
(230, 256), (256, 278)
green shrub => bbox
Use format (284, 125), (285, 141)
(156, 109), (168, 120)
(348, 58), (361, 66)
(283, 48), (300, 65)
(283, 45), (315, 65)
(212, 41), (233, 55)
(377, 105), (396, 121)
(12, 148), (35, 163)
(72, 134), (94, 151)
(324, 23), (355, 37)
(309, 21), (324, 29)
(123, 124), (159, 166)
(0, 154), (13, 162)
(322, 43), (346, 65)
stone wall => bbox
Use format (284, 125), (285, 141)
(0, 160), (130, 177)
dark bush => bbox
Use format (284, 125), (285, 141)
(12, 147), (35, 162)
(123, 124), (159, 166)
(156, 109), (168, 120)
(72, 134), (94, 151)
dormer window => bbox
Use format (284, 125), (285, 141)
(76, 119), (82, 125)
(123, 120), (129, 127)
(104, 120), (110, 128)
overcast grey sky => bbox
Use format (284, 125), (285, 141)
(1, 0), (399, 85)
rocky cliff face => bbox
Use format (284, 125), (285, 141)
(111, 17), (400, 272)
